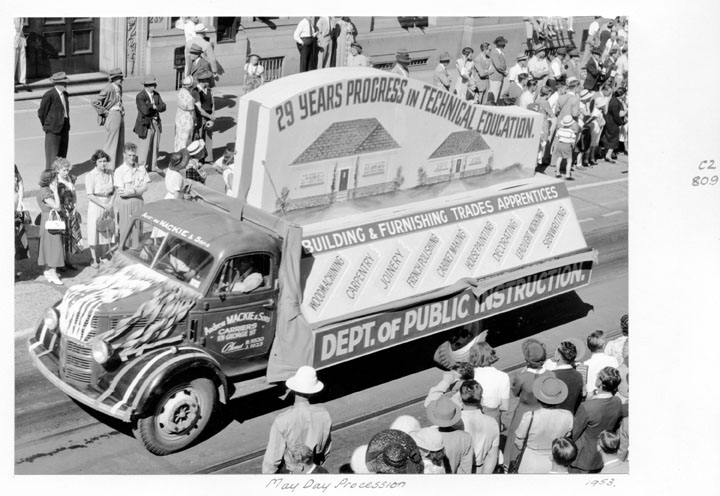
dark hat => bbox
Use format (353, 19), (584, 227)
(522, 338), (547, 365)
(194, 69), (213, 81)
(557, 47), (567, 55)
(365, 430), (423, 474)
(189, 43), (203, 55)
(351, 42), (362, 50)
(494, 36), (508, 46)
(532, 376), (569, 405)
(426, 396), (462, 428)
(591, 47), (602, 55)
(438, 51), (451, 62)
(108, 68), (124, 81)
(50, 72), (69, 84)
(569, 48), (580, 57)
(396, 49), (411, 63)
(167, 149), (190, 171)
(620, 314), (628, 334)
(142, 74), (158, 86)
(223, 143), (236, 156)
(516, 53), (528, 62)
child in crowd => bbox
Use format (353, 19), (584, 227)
(552, 115), (578, 180)
(244, 54), (264, 94)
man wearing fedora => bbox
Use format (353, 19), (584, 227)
(262, 366), (332, 474)
(38, 72), (71, 170)
(184, 23), (218, 81)
(584, 47), (603, 91)
(488, 36), (508, 103)
(91, 68), (125, 168)
(433, 52), (452, 91)
(188, 43), (213, 81)
(133, 75), (167, 173)
(426, 396), (474, 474)
(391, 49), (411, 77)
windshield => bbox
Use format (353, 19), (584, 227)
(122, 219), (214, 289)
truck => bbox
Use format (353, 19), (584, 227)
(28, 67), (597, 455)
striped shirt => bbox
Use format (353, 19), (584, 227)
(557, 127), (577, 143)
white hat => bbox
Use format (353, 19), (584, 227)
(194, 23), (207, 33)
(286, 365), (324, 394)
(350, 445), (369, 474)
(187, 139), (205, 156)
(390, 415), (421, 434)
(410, 427), (444, 452)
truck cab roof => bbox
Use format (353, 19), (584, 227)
(135, 200), (281, 261)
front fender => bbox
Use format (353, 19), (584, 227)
(96, 346), (227, 421)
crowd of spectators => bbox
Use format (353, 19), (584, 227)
(260, 315), (629, 475)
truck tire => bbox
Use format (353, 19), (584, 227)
(135, 377), (217, 455)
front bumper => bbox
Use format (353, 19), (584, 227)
(28, 326), (133, 422)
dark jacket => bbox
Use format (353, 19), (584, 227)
(571, 395), (624, 471)
(133, 89), (166, 138)
(553, 367), (585, 414)
(584, 57), (601, 91)
(38, 87), (70, 133)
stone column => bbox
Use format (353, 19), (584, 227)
(125, 17), (149, 78)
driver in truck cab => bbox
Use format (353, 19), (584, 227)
(215, 256), (264, 294)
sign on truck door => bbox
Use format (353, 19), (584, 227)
(200, 253), (277, 374)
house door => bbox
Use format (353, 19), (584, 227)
(24, 18), (100, 80)
(455, 158), (463, 173)
(338, 169), (350, 191)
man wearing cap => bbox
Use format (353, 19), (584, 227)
(433, 51), (452, 91)
(38, 72), (71, 170)
(391, 49), (411, 77)
(527, 45), (550, 93)
(584, 48), (603, 91)
(473, 43), (493, 104)
(191, 71), (215, 163)
(426, 396), (474, 474)
(293, 17), (316, 73)
(262, 366), (332, 474)
(184, 23), (218, 81)
(133, 75), (166, 173)
(488, 36), (508, 103)
(188, 43), (213, 81)
(91, 68), (125, 168)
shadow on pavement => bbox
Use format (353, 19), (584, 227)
(212, 116), (236, 135)
(214, 95), (237, 112)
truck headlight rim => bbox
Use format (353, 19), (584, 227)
(92, 339), (113, 364)
(43, 307), (59, 331)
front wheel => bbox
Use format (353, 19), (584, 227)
(135, 377), (217, 456)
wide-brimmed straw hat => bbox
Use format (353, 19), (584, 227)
(285, 365), (324, 394)
(438, 51), (451, 62)
(186, 139), (206, 156)
(561, 115), (575, 127)
(181, 75), (194, 87)
(167, 149), (190, 171)
(396, 49), (412, 63)
(426, 396), (462, 428)
(410, 427), (444, 452)
(580, 89), (595, 101)
(522, 338), (547, 364)
(532, 375), (569, 405)
(365, 429), (423, 474)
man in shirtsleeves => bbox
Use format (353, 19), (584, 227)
(91, 68), (125, 168)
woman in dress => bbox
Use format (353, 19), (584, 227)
(53, 157), (78, 270)
(347, 43), (369, 67)
(454, 47), (476, 101)
(601, 87), (627, 163)
(175, 76), (196, 152)
(470, 342), (510, 430)
(85, 150), (116, 268)
(36, 170), (64, 285)
(165, 150), (189, 199)
(243, 54), (264, 94)
(334, 17), (357, 67)
(513, 376), (574, 473)
(504, 338), (556, 467)
(15, 165), (29, 275)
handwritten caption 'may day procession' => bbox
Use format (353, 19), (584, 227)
(275, 76), (536, 139)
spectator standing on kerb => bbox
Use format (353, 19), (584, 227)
(38, 72), (70, 170)
(459, 380), (500, 473)
(583, 331), (619, 398)
(187, 43), (212, 81)
(14, 18), (29, 92)
(192, 70), (215, 163)
(315, 16), (333, 69)
(184, 23), (218, 82)
(347, 43), (370, 68)
(488, 36), (508, 103)
(391, 49), (412, 78)
(433, 52), (452, 92)
(262, 366), (332, 474)
(174, 76), (196, 152)
(426, 397), (474, 474)
(243, 54), (264, 94)
(598, 430), (628, 474)
(114, 142), (149, 250)
(133, 75), (166, 173)
(91, 68), (125, 168)
(294, 17), (316, 73)
(473, 43), (493, 104)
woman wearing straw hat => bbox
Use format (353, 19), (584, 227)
(185, 140), (207, 184)
(410, 427), (448, 474)
(512, 376), (573, 473)
(426, 396), (474, 474)
(365, 429), (424, 474)
(164, 150), (189, 200)
(391, 49), (411, 77)
(261, 366), (332, 474)
(174, 76), (196, 152)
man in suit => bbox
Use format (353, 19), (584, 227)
(133, 75), (166, 173)
(191, 71), (215, 164)
(91, 68), (125, 168)
(188, 44), (213, 81)
(488, 36), (508, 104)
(569, 367), (624, 473)
(584, 48), (602, 91)
(473, 43), (493, 104)
(38, 72), (70, 170)
(184, 23), (218, 81)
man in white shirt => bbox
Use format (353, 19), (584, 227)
(582, 16), (602, 66)
(550, 47), (566, 82)
(294, 17), (316, 73)
(460, 381), (499, 474)
(614, 46), (628, 90)
(527, 45), (550, 94)
(507, 52), (528, 85)
(583, 330), (619, 398)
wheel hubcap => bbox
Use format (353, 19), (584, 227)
(157, 388), (201, 436)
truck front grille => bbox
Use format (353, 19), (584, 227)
(60, 332), (97, 387)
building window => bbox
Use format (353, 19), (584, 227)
(372, 57), (429, 71)
(262, 56), (284, 82)
(300, 171), (325, 187)
(217, 17), (240, 43)
(363, 161), (386, 177)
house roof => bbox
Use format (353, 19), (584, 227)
(291, 118), (400, 165)
(428, 130), (491, 159)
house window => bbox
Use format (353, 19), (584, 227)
(467, 154), (485, 165)
(263, 56), (284, 82)
(362, 161), (386, 177)
(300, 171), (325, 187)
(217, 17), (240, 43)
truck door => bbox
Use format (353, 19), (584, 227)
(198, 253), (277, 375)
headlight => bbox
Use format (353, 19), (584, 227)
(92, 340), (113, 364)
(43, 308), (59, 331)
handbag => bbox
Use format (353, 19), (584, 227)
(44, 209), (66, 235)
(507, 411), (534, 474)
(96, 208), (116, 233)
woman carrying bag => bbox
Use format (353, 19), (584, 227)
(36, 170), (65, 285)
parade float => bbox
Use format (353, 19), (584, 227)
(29, 67), (596, 455)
